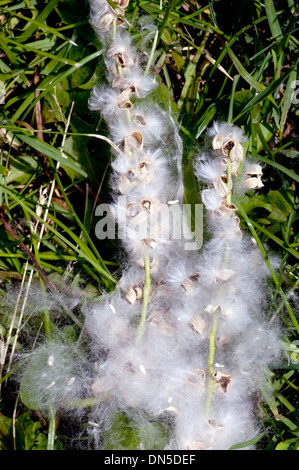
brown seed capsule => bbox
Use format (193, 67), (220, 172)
(140, 199), (152, 212)
(118, 169), (137, 194)
(229, 141), (243, 163)
(243, 176), (264, 190)
(126, 201), (141, 218)
(181, 274), (199, 293)
(132, 113), (147, 127)
(126, 281), (144, 304)
(181, 277), (195, 292)
(213, 371), (231, 393)
(126, 286), (137, 304)
(137, 159), (152, 174)
(143, 238), (157, 250)
(117, 89), (133, 110)
(245, 163), (263, 176)
(112, 52), (132, 68)
(114, 0), (130, 8)
(122, 131), (144, 159)
(136, 159), (154, 184)
(189, 315), (207, 336)
(139, 198), (162, 214)
(213, 176), (230, 198)
(213, 134), (243, 164)
(217, 200), (238, 217)
(98, 13), (115, 30)
(204, 304), (221, 314)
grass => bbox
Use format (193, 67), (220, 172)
(0, 0), (298, 450)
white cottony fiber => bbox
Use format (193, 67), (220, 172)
(83, 1), (283, 448)
(11, 2), (282, 451)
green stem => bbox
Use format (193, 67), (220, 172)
(226, 152), (232, 205)
(136, 252), (151, 342)
(144, 29), (159, 76)
(205, 149), (233, 416)
(47, 405), (56, 450)
(205, 307), (220, 417)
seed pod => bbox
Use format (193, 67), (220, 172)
(181, 273), (199, 292)
(118, 169), (137, 194)
(98, 13), (116, 30)
(136, 159), (154, 184)
(126, 281), (144, 304)
(181, 277), (194, 292)
(131, 113), (147, 127)
(213, 135), (243, 166)
(139, 198), (162, 215)
(245, 162), (263, 176)
(221, 157), (241, 176)
(122, 131), (144, 159)
(229, 141), (243, 163)
(143, 237), (157, 250)
(213, 371), (231, 393)
(126, 201), (142, 218)
(213, 176), (231, 198)
(189, 315), (207, 336)
(217, 200), (238, 217)
(243, 176), (264, 190)
(117, 88), (133, 110)
(204, 304), (221, 314)
(126, 286), (137, 304)
(114, 0), (130, 8)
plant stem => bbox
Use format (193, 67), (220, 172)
(136, 252), (151, 342)
(144, 29), (159, 76)
(205, 306), (220, 417)
(226, 152), (232, 205)
(205, 148), (233, 416)
(47, 405), (56, 450)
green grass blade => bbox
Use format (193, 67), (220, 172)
(10, 49), (102, 124)
(17, 0), (60, 42)
(255, 155), (299, 183)
(232, 66), (293, 121)
(237, 203), (299, 334)
(0, 185), (117, 286)
(264, 0), (282, 39)
(15, 133), (88, 178)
